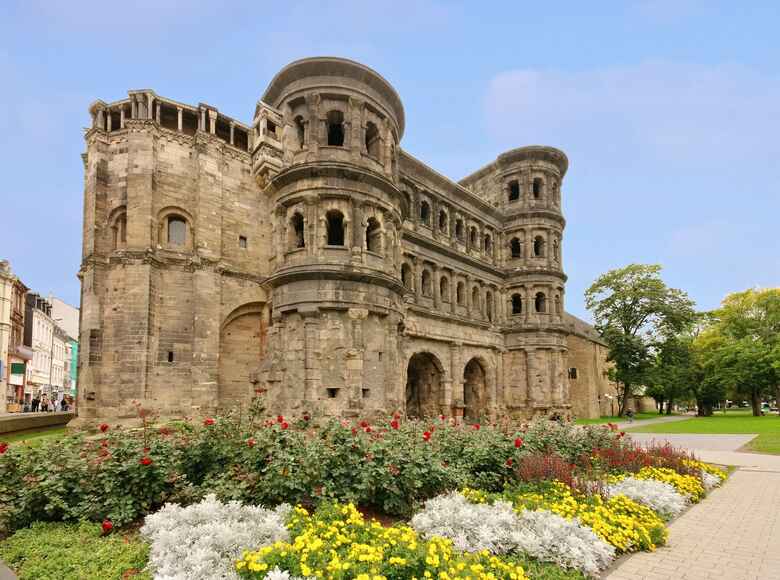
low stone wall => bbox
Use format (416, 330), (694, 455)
(0, 412), (75, 435)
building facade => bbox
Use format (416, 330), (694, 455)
(75, 57), (609, 424)
(24, 294), (54, 401)
(0, 261), (32, 411)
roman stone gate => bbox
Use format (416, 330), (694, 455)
(405, 352), (445, 418)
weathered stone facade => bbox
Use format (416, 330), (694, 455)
(74, 57), (608, 425)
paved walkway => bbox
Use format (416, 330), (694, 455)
(612, 414), (691, 430)
(605, 434), (780, 580)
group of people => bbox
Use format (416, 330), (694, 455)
(23, 395), (70, 413)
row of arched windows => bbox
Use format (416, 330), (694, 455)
(111, 211), (190, 250)
(510, 292), (562, 315)
(288, 109), (387, 162)
(509, 235), (560, 260)
(412, 197), (496, 257)
(286, 209), (384, 253)
(506, 176), (560, 205)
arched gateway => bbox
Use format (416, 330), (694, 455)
(405, 352), (444, 418)
(218, 303), (269, 407)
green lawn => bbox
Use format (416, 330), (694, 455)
(627, 410), (780, 454)
(575, 412), (665, 425)
(0, 426), (68, 446)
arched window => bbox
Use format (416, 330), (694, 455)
(167, 216), (186, 246)
(535, 292), (547, 313)
(419, 200), (431, 225)
(456, 281), (465, 305)
(327, 110), (345, 146)
(401, 263), (413, 289)
(471, 286), (480, 314)
(421, 269), (432, 297)
(455, 219), (464, 241)
(440, 275), (450, 302)
(365, 122), (380, 158)
(290, 212), (305, 249)
(326, 210), (345, 246)
(533, 236), (546, 257)
(511, 294), (523, 315)
(553, 238), (560, 261)
(508, 180), (520, 202)
(555, 294), (562, 314)
(469, 226), (477, 248)
(486, 291), (493, 321)
(365, 217), (381, 253)
(113, 213), (127, 249)
(532, 178), (543, 199)
(438, 209), (448, 233)
(294, 116), (305, 149)
(483, 234), (492, 255)
(510, 237), (522, 258)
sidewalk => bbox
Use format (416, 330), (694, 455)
(612, 414), (691, 430)
(606, 434), (780, 579)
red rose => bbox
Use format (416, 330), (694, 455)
(423, 431), (431, 441)
(280, 421), (289, 430)
(619, 431), (626, 438)
(303, 414), (310, 422)
(140, 456), (152, 466)
(390, 419), (399, 430)
(203, 418), (215, 426)
(247, 438), (256, 448)
(359, 420), (369, 429)
(439, 414), (445, 420)
(351, 427), (358, 435)
(99, 423), (109, 433)
(101, 519), (113, 534)
(277, 415), (284, 423)
(0, 442), (8, 454)
(506, 458), (513, 467)
(364, 426), (372, 433)
(393, 412), (401, 420)
(472, 424), (481, 430)
(514, 437), (524, 448)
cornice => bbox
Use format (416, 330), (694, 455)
(267, 161), (400, 199)
(266, 264), (406, 294)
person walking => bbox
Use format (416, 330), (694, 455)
(31, 395), (40, 413)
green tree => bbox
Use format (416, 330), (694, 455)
(706, 289), (780, 416)
(647, 334), (695, 414)
(585, 264), (696, 416)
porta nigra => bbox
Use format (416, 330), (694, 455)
(74, 57), (616, 426)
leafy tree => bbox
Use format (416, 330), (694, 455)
(647, 334), (695, 414)
(706, 289), (780, 416)
(585, 264), (696, 416)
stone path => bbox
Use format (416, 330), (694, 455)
(605, 434), (780, 580)
(613, 414), (691, 430)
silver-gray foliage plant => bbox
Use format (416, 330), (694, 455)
(411, 492), (614, 576)
(606, 477), (688, 520)
(141, 494), (291, 580)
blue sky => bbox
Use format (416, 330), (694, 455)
(1, 0), (778, 319)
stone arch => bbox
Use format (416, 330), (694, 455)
(157, 206), (194, 250)
(463, 357), (488, 421)
(219, 302), (269, 407)
(405, 351), (445, 418)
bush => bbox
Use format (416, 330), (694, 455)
(141, 494), (291, 580)
(0, 521), (149, 580)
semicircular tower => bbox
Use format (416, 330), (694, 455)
(254, 57), (407, 418)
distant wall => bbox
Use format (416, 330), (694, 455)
(0, 412), (75, 434)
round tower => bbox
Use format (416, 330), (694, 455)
(498, 146), (570, 416)
(255, 57), (407, 418)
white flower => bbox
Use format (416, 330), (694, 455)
(411, 492), (614, 576)
(141, 494), (291, 580)
(701, 471), (721, 492)
(606, 477), (688, 519)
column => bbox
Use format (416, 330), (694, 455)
(120, 107), (125, 129)
(301, 310), (321, 404)
(432, 265), (441, 309)
(449, 342), (463, 418)
(199, 108), (206, 132)
(412, 258), (420, 300)
(96, 108), (105, 130)
(229, 122), (235, 146)
(177, 107), (183, 132)
(465, 275), (472, 317)
(208, 110), (217, 134)
(130, 97), (137, 119)
(155, 102), (161, 125)
(146, 94), (153, 120)
(105, 109), (112, 132)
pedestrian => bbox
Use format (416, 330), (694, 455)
(626, 409), (635, 423)
(31, 396), (39, 413)
(60, 399), (68, 412)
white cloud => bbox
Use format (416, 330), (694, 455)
(484, 61), (780, 170)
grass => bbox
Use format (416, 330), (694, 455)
(575, 412), (666, 425)
(0, 426), (68, 447)
(627, 409), (780, 454)
(0, 521), (150, 580)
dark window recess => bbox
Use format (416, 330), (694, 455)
(568, 368), (578, 380)
(362, 388), (370, 398)
(239, 235), (247, 249)
(508, 180), (520, 201)
(327, 387), (339, 398)
(326, 211), (345, 246)
(167, 351), (174, 363)
(327, 111), (345, 146)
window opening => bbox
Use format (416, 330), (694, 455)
(327, 110), (345, 146)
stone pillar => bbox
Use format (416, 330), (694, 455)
(155, 102), (161, 125)
(96, 108), (105, 130)
(177, 107), (183, 132)
(120, 107), (125, 129)
(208, 110), (217, 134)
(199, 108), (206, 132)
(229, 122), (235, 146)
(449, 342), (463, 419)
(130, 98), (137, 120)
(301, 310), (321, 404)
(146, 94), (154, 120)
(346, 308), (368, 405)
(105, 109), (112, 132)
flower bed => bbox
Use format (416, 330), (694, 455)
(0, 411), (728, 579)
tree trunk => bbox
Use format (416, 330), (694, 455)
(666, 399), (673, 415)
(657, 398), (665, 414)
(697, 399), (713, 416)
(618, 383), (630, 417)
(751, 390), (762, 417)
